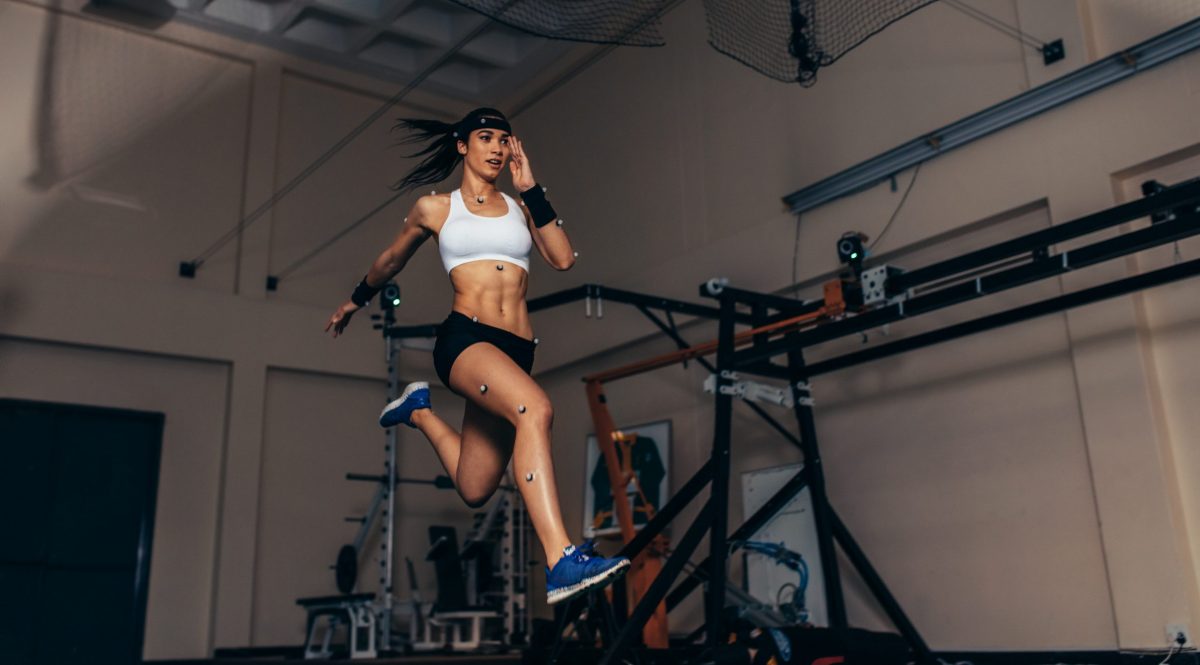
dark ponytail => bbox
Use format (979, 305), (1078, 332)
(390, 107), (509, 193)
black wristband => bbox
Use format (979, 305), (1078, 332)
(520, 183), (558, 228)
(350, 276), (381, 307)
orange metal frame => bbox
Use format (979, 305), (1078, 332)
(582, 280), (845, 647)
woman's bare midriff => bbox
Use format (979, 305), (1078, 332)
(448, 260), (533, 340)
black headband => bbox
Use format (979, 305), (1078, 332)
(453, 114), (511, 141)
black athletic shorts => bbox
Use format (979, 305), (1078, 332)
(432, 311), (536, 392)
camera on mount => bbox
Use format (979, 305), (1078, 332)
(836, 231), (868, 277)
(381, 282), (401, 310)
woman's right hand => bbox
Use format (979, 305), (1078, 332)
(325, 301), (361, 338)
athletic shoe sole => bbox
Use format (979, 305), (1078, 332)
(546, 558), (631, 605)
(379, 381), (429, 428)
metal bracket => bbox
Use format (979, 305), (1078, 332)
(705, 374), (794, 408)
(793, 381), (814, 407)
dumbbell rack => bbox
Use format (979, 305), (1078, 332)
(499, 490), (531, 645)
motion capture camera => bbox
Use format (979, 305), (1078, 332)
(381, 282), (401, 310)
(836, 232), (868, 276)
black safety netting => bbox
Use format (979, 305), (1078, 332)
(703, 0), (940, 85)
(450, 0), (939, 86)
(448, 0), (669, 46)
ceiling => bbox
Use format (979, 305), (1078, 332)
(148, 0), (603, 107)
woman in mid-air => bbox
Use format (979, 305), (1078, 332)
(325, 107), (628, 604)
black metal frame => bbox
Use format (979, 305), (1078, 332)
(384, 177), (1200, 664)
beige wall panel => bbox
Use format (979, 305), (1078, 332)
(816, 322), (1113, 648)
(1116, 148), (1200, 639)
(0, 337), (229, 659)
(1142, 272), (1200, 632)
(252, 368), (472, 645)
(0, 1), (252, 292)
(1086, 0), (1200, 58)
(267, 73), (451, 318)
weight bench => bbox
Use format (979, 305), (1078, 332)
(295, 592), (377, 660)
(416, 525), (503, 651)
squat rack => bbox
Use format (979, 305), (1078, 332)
(385, 176), (1200, 662)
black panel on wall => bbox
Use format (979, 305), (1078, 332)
(0, 399), (163, 665)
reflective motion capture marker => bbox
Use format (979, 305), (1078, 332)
(533, 337), (539, 345)
(556, 219), (564, 227)
(480, 384), (488, 394)
(472, 316), (479, 322)
(525, 472), (534, 482)
(496, 264), (504, 271)
(518, 405), (527, 414)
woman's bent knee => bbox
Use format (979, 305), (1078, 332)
(459, 485), (497, 509)
(513, 399), (553, 429)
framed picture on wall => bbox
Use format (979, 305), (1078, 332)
(583, 419), (670, 539)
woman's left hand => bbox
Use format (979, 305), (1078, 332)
(509, 136), (537, 193)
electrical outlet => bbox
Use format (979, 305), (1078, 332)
(1166, 623), (1190, 646)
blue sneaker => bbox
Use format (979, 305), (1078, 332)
(379, 382), (430, 428)
(545, 541), (631, 605)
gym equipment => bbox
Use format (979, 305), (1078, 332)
(296, 594), (377, 660)
(295, 472), (451, 659)
(406, 486), (531, 652)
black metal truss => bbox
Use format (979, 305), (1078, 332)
(889, 177), (1200, 294)
(730, 189), (1200, 373)
(384, 283), (757, 339)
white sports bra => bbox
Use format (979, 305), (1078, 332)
(438, 189), (532, 274)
